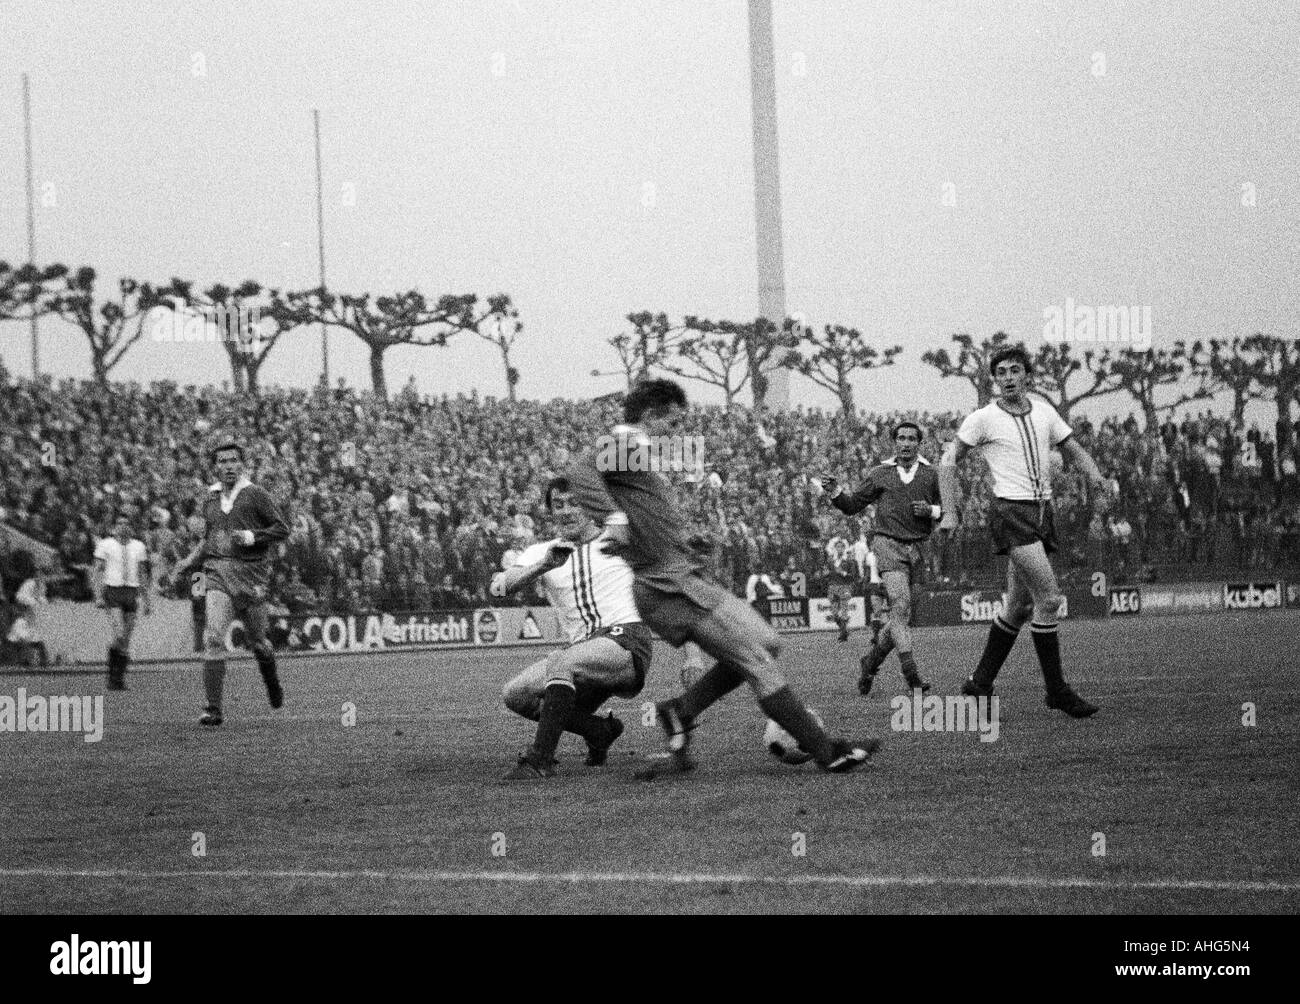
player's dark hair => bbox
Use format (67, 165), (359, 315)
(210, 439), (245, 461)
(624, 378), (687, 423)
(988, 345), (1032, 377)
(544, 476), (571, 511)
(893, 421), (923, 441)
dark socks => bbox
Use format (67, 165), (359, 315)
(759, 687), (833, 764)
(864, 632), (894, 675)
(898, 650), (921, 685)
(203, 659), (226, 710)
(565, 684), (612, 742)
(679, 661), (745, 721)
(1030, 621), (1065, 691)
(530, 682), (576, 762)
(973, 615), (1020, 685)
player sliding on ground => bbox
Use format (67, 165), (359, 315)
(173, 440), (289, 726)
(567, 378), (880, 777)
(944, 346), (1113, 717)
(494, 477), (653, 780)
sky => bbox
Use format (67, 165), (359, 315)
(2, 0), (1297, 421)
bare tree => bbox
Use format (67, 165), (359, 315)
(474, 294), (523, 400)
(1241, 333), (1300, 455)
(1195, 337), (1270, 428)
(785, 321), (902, 417)
(156, 279), (292, 394)
(1107, 343), (1215, 431)
(268, 288), (499, 399)
(921, 332), (1019, 407)
(47, 267), (167, 385)
(663, 321), (751, 409)
(602, 311), (687, 387)
(1029, 343), (1120, 420)
(0, 261), (63, 321)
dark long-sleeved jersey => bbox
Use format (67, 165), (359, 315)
(200, 479), (290, 564)
(830, 457), (942, 542)
(565, 425), (704, 593)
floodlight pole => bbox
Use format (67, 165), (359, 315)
(747, 0), (789, 409)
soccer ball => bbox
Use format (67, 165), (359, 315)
(764, 710), (824, 766)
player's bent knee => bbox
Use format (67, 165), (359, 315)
(1036, 593), (1065, 619)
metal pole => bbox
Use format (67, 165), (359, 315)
(747, 0), (789, 409)
(22, 73), (39, 378)
(313, 109), (329, 387)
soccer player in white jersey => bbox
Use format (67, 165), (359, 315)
(494, 477), (654, 779)
(943, 346), (1113, 717)
(92, 513), (152, 690)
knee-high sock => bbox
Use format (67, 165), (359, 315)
(531, 681), (576, 761)
(679, 661), (746, 721)
(203, 659), (226, 709)
(973, 615), (1020, 686)
(864, 631), (895, 674)
(759, 687), (833, 764)
(1030, 622), (1065, 690)
(898, 650), (923, 685)
(565, 684), (612, 741)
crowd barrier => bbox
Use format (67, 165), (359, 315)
(10, 575), (1296, 666)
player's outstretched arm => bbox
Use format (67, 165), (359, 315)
(938, 439), (969, 531)
(1059, 436), (1107, 487)
(820, 474), (878, 516)
(491, 543), (572, 597)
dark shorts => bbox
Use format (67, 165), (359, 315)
(590, 622), (654, 690)
(989, 498), (1058, 555)
(633, 576), (730, 648)
(827, 582), (854, 604)
(204, 558), (271, 608)
(873, 535), (926, 585)
(103, 585), (139, 613)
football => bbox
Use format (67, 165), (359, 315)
(764, 710), (824, 765)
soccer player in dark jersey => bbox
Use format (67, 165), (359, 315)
(944, 346), (1112, 717)
(824, 539), (855, 642)
(567, 379), (879, 776)
(821, 421), (941, 697)
(173, 440), (290, 726)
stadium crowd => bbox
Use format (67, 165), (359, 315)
(2, 365), (1299, 617)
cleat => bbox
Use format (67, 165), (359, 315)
(1046, 688), (1098, 718)
(961, 676), (993, 699)
(633, 699), (698, 778)
(257, 655), (283, 709)
(584, 714), (624, 767)
(632, 751), (696, 781)
(655, 698), (694, 756)
(821, 737), (882, 773)
(199, 707), (223, 727)
(502, 752), (556, 780)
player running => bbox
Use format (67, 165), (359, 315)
(494, 477), (652, 779)
(173, 440), (289, 726)
(824, 538), (855, 642)
(92, 513), (152, 690)
(567, 378), (879, 777)
(821, 421), (941, 696)
(943, 346), (1111, 717)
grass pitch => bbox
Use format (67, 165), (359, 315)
(1, 611), (1296, 914)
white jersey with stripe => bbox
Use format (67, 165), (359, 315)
(514, 537), (641, 644)
(956, 397), (1072, 501)
(93, 537), (150, 587)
